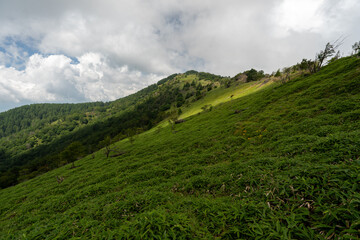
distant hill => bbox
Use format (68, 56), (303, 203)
(0, 56), (359, 238)
(0, 71), (227, 188)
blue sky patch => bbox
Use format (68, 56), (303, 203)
(0, 36), (40, 69)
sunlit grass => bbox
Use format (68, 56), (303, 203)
(180, 78), (275, 119)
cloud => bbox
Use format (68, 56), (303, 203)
(0, 53), (164, 107)
(0, 0), (359, 111)
(273, 0), (326, 36)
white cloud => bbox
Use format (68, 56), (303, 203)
(273, 0), (326, 37)
(0, 0), (359, 111)
(0, 53), (164, 107)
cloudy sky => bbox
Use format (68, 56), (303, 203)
(0, 0), (359, 112)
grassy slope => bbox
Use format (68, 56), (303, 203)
(0, 57), (360, 239)
(180, 78), (275, 119)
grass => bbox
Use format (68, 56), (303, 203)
(180, 78), (275, 119)
(0, 57), (360, 239)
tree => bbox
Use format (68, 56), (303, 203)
(352, 41), (360, 56)
(195, 90), (203, 100)
(182, 82), (190, 90)
(244, 69), (257, 81)
(126, 129), (137, 145)
(328, 50), (341, 64)
(313, 39), (343, 73)
(0, 170), (17, 188)
(99, 136), (125, 157)
(225, 80), (231, 88)
(0, 147), (7, 163)
(274, 69), (281, 77)
(299, 59), (313, 71)
(282, 67), (291, 83)
(98, 136), (113, 158)
(314, 42), (335, 72)
(60, 141), (86, 168)
(185, 92), (193, 99)
(176, 94), (184, 107)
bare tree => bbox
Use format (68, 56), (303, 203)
(313, 38), (344, 73)
(314, 42), (335, 72)
(282, 67), (291, 83)
(98, 136), (124, 158)
(99, 136), (112, 158)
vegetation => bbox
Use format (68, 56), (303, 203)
(0, 56), (359, 238)
(243, 69), (265, 82)
(353, 41), (360, 56)
(0, 71), (226, 188)
(232, 68), (265, 83)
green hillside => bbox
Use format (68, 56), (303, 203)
(0, 56), (359, 239)
(179, 77), (275, 119)
(0, 71), (227, 188)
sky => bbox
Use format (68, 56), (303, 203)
(0, 0), (359, 112)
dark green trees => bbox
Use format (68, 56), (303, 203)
(244, 69), (265, 82)
(60, 141), (86, 167)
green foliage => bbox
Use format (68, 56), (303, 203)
(224, 79), (231, 88)
(0, 147), (7, 163)
(298, 58), (314, 71)
(243, 68), (265, 82)
(182, 82), (191, 90)
(60, 141), (86, 163)
(0, 102), (104, 138)
(197, 72), (223, 81)
(157, 73), (178, 85)
(98, 136), (113, 158)
(315, 42), (336, 72)
(176, 94), (185, 107)
(195, 90), (203, 100)
(0, 72), (226, 188)
(274, 69), (281, 77)
(185, 70), (198, 75)
(185, 92), (194, 99)
(0, 56), (360, 238)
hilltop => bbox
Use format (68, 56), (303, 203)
(0, 56), (359, 238)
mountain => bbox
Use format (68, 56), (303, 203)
(0, 56), (359, 238)
(0, 71), (227, 188)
